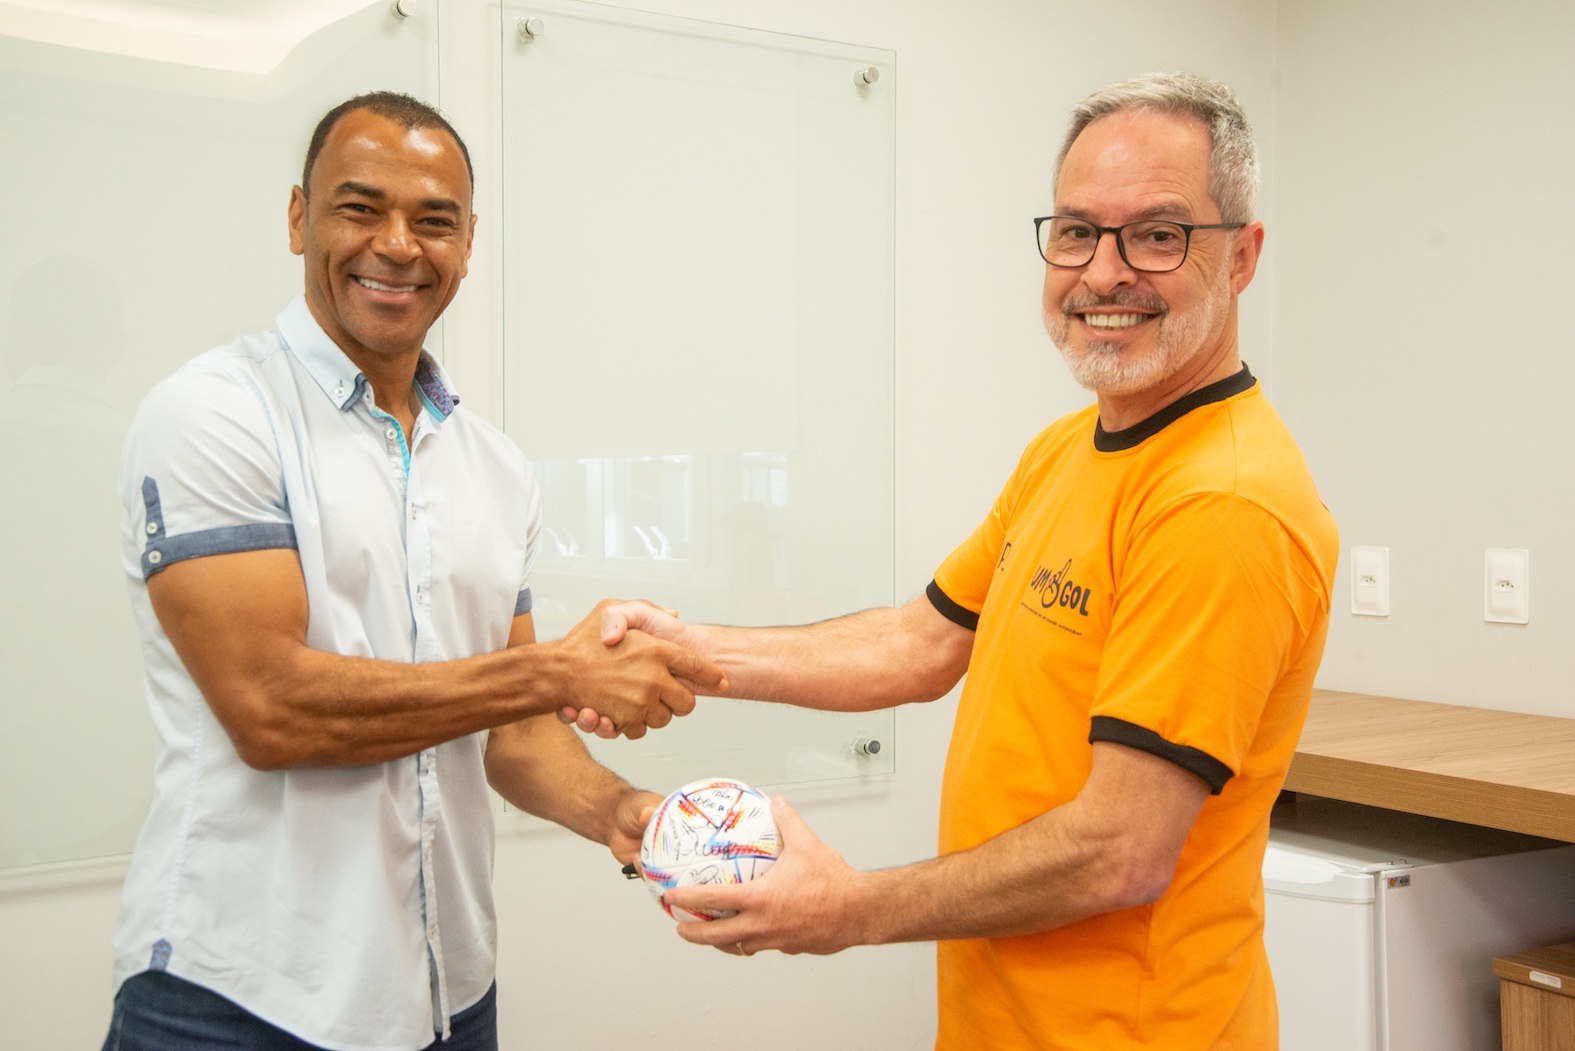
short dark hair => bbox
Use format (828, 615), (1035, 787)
(300, 91), (474, 197)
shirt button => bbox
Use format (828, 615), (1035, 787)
(145, 522), (159, 535)
(385, 427), (397, 440)
(147, 550), (163, 564)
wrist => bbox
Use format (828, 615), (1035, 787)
(606, 785), (662, 852)
(687, 623), (739, 696)
(528, 636), (577, 715)
(841, 867), (890, 947)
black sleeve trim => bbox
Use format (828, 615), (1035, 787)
(925, 579), (979, 632)
(1088, 716), (1234, 795)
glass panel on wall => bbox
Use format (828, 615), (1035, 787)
(0, 1), (438, 871)
(500, 2), (897, 793)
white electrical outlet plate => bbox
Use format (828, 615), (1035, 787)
(1351, 546), (1390, 616)
(1484, 548), (1529, 624)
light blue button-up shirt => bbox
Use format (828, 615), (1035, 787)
(114, 297), (540, 1051)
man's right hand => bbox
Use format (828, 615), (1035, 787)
(599, 600), (689, 649)
(552, 601), (709, 739)
(550, 599), (726, 740)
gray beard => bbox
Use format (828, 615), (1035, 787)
(1044, 258), (1233, 395)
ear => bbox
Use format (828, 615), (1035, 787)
(287, 186), (308, 257)
(461, 212), (477, 279)
(1229, 221), (1265, 296)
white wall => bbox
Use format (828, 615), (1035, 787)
(2, 1), (1278, 1047)
(1272, 0), (1575, 718)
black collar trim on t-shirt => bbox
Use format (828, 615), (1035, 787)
(1092, 364), (1256, 453)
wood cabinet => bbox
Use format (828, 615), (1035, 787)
(1495, 942), (1575, 1051)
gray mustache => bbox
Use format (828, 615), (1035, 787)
(1060, 293), (1167, 316)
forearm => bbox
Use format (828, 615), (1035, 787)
(153, 551), (717, 767)
(852, 745), (1206, 945)
(211, 639), (579, 769)
(851, 806), (1140, 945)
(485, 717), (637, 845)
(666, 745), (1207, 956)
(145, 551), (570, 768)
(691, 599), (969, 711)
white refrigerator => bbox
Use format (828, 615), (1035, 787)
(1264, 796), (1575, 1051)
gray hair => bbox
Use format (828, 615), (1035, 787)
(1055, 72), (1259, 223)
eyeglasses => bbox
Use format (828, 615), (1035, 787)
(1034, 215), (1246, 273)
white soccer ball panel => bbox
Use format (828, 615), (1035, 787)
(638, 777), (781, 923)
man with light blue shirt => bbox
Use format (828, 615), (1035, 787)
(102, 92), (722, 1051)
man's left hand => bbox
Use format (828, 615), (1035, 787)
(661, 796), (867, 956)
(609, 790), (663, 866)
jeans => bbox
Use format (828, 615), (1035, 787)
(102, 971), (499, 1051)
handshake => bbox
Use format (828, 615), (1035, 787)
(542, 602), (872, 961)
(549, 599), (725, 740)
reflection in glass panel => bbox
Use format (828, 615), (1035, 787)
(503, 2), (896, 792)
(535, 453), (801, 634)
(605, 455), (691, 561)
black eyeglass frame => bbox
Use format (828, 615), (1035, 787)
(1033, 215), (1247, 273)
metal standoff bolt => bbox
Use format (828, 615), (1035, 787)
(518, 16), (545, 40)
(390, 0), (417, 18)
(854, 66), (880, 87)
(853, 737), (882, 756)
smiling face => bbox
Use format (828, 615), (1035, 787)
(1042, 109), (1260, 407)
(287, 108), (475, 370)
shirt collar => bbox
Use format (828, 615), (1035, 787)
(1092, 364), (1256, 452)
(275, 295), (460, 422)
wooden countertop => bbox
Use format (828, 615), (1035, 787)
(1285, 689), (1575, 843)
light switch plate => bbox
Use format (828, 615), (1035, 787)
(1484, 548), (1529, 624)
(1351, 546), (1390, 617)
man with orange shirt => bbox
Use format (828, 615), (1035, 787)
(587, 72), (1338, 1048)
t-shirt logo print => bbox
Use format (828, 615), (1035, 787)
(1027, 558), (1094, 617)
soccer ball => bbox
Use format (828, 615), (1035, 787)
(638, 777), (780, 922)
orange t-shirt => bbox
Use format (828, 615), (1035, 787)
(931, 369), (1337, 1050)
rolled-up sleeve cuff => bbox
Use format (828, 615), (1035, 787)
(142, 523), (298, 579)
